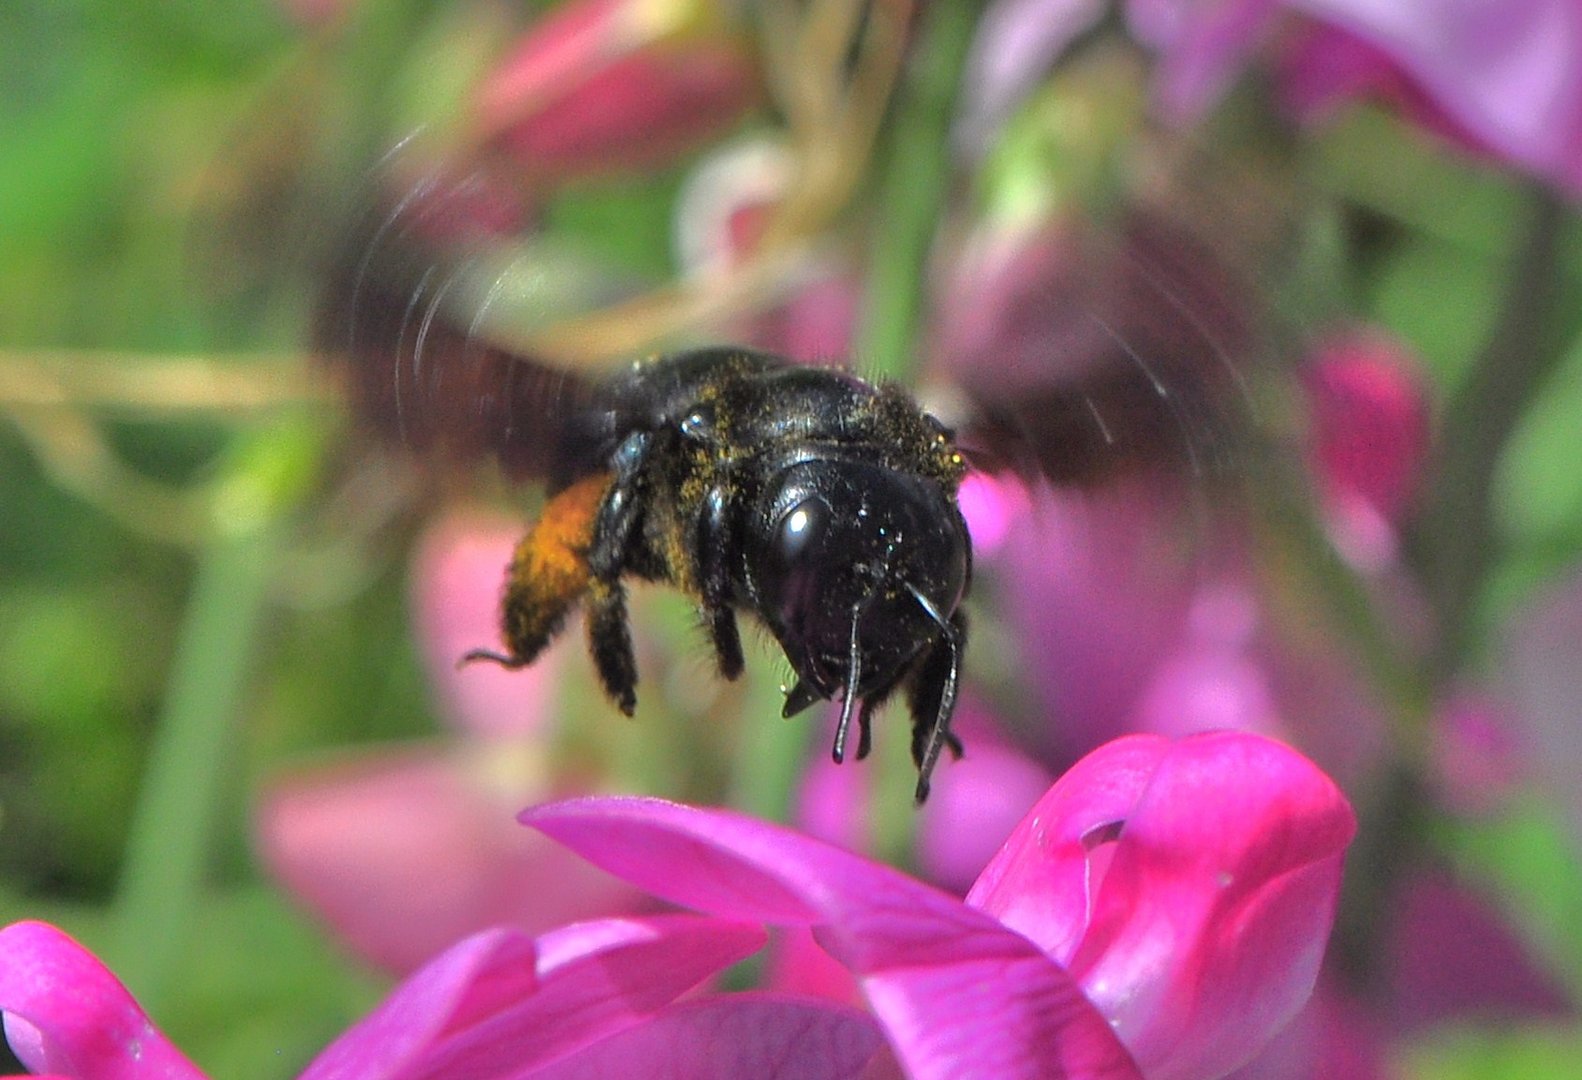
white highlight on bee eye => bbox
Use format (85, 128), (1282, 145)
(787, 507), (810, 535)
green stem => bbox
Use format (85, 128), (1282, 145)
(1333, 186), (1580, 995)
(112, 525), (278, 1010)
(1418, 187), (1576, 683)
(855, 0), (987, 382)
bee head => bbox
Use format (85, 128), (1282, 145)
(750, 456), (970, 707)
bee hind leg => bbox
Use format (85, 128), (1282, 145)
(464, 472), (611, 671)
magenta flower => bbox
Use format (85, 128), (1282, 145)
(1130, 0), (1582, 194)
(523, 731), (1356, 1079)
(0, 922), (205, 1080)
(474, 0), (760, 186)
(1299, 330), (1430, 571)
(0, 916), (882, 1079)
(4, 732), (1351, 1078)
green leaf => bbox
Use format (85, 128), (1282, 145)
(1404, 1023), (1582, 1080)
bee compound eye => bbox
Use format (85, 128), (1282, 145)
(774, 494), (830, 568)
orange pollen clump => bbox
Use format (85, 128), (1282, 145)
(511, 471), (612, 596)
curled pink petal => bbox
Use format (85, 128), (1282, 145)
(523, 797), (1142, 1079)
(1068, 732), (1355, 1080)
(969, 732), (1355, 1079)
(0, 921), (203, 1080)
(968, 734), (1175, 962)
(529, 993), (884, 1078)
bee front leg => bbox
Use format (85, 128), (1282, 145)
(697, 487), (744, 680)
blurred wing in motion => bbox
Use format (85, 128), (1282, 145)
(315, 160), (606, 487)
(944, 209), (1269, 491)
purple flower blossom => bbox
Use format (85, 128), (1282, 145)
(1133, 0), (1582, 195)
(474, 0), (761, 186)
(523, 731), (1355, 1079)
(0, 916), (878, 1079)
(3, 732), (1353, 1079)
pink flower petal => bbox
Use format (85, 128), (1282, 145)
(476, 0), (759, 184)
(529, 993), (884, 1078)
(969, 733), (1355, 1079)
(0, 921), (203, 1080)
(257, 748), (643, 973)
(1290, 0), (1582, 195)
(1387, 869), (1573, 1030)
(968, 735), (1175, 963)
(1069, 732), (1355, 1080)
(301, 927), (538, 1080)
(1134, 0), (1582, 194)
(1128, 0), (1281, 121)
(410, 513), (561, 740)
(997, 482), (1202, 765)
(764, 927), (862, 1005)
(916, 711), (1055, 894)
(955, 472), (1032, 558)
(1129, 584), (1284, 740)
(303, 915), (763, 1080)
(401, 916), (766, 1078)
(958, 0), (1107, 152)
(522, 797), (1142, 1079)
(1300, 331), (1429, 529)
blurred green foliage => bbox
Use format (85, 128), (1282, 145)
(1, 0), (713, 1065)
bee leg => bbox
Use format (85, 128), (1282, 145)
(463, 472), (610, 670)
(906, 609), (968, 804)
(585, 578), (637, 715)
(582, 432), (651, 716)
(697, 487), (744, 680)
(855, 697), (879, 760)
(781, 678), (823, 718)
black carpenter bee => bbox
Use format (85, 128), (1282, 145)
(471, 348), (972, 801)
(321, 167), (1253, 803)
